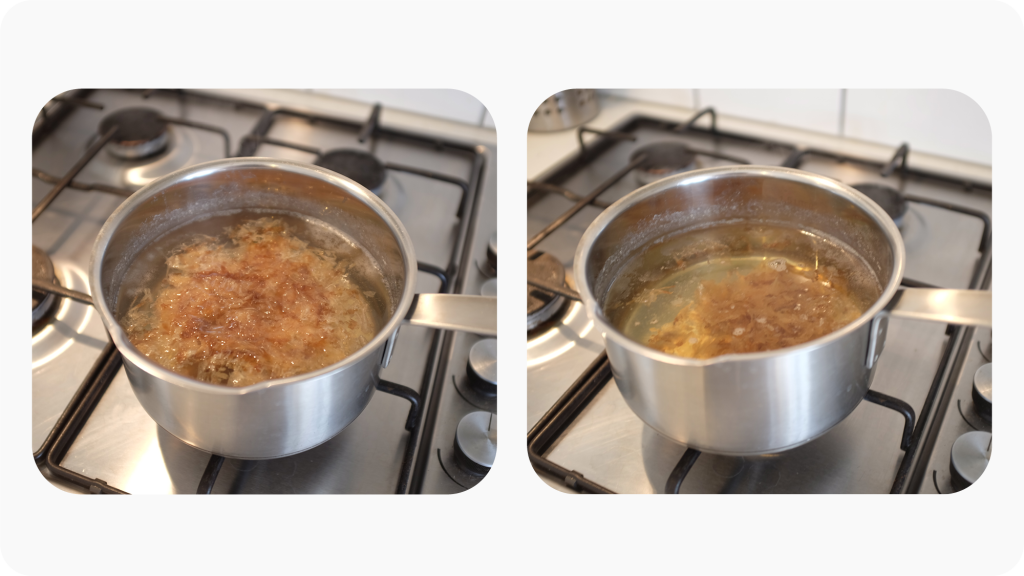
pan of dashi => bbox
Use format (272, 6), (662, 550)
(574, 166), (990, 455)
(91, 158), (496, 459)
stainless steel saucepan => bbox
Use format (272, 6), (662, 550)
(90, 157), (496, 459)
(574, 165), (990, 456)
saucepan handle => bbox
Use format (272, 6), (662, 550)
(866, 288), (991, 369)
(889, 288), (992, 327)
(404, 293), (498, 336)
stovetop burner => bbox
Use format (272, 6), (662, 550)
(852, 182), (908, 228)
(32, 245), (59, 326)
(315, 149), (386, 192)
(527, 251), (568, 331)
(631, 142), (698, 185)
(98, 107), (169, 159)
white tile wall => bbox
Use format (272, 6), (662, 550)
(602, 89), (695, 109)
(306, 89), (991, 165)
(598, 89), (992, 166)
(697, 89), (843, 135)
(844, 89), (991, 166)
(309, 89), (493, 128)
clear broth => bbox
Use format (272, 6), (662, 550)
(604, 221), (882, 359)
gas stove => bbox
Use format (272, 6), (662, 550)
(31, 89), (497, 494)
(526, 99), (991, 494)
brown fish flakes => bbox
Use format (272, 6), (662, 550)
(122, 217), (378, 387)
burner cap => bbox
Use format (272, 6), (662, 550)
(851, 183), (908, 228)
(99, 107), (170, 159)
(32, 246), (59, 325)
(631, 142), (698, 185)
(527, 251), (568, 331)
(315, 149), (386, 192)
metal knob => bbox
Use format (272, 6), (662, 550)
(454, 411), (496, 475)
(480, 278), (497, 297)
(467, 338), (497, 395)
(950, 430), (991, 492)
(972, 363), (992, 421)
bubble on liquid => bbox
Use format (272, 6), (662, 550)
(733, 327), (745, 336)
(756, 317), (766, 324)
(768, 258), (787, 272)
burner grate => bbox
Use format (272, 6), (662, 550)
(239, 105), (474, 219)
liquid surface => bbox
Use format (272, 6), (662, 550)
(120, 216), (382, 387)
(604, 222), (881, 359)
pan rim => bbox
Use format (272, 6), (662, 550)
(574, 164), (907, 368)
(89, 157), (419, 395)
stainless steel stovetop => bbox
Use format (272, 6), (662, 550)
(32, 89), (497, 494)
(526, 110), (991, 494)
